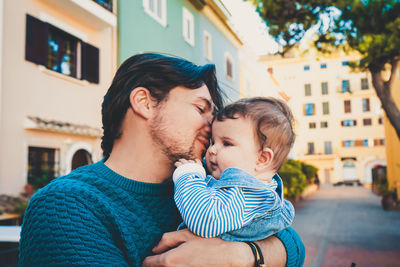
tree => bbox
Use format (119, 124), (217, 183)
(253, 0), (400, 139)
(278, 159), (307, 200)
(301, 162), (318, 184)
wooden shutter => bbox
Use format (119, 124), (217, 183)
(355, 140), (363, 147)
(81, 42), (99, 84)
(25, 14), (48, 66)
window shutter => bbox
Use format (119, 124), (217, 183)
(81, 42), (99, 84)
(25, 14), (48, 66)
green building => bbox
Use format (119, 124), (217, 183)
(118, 0), (242, 101)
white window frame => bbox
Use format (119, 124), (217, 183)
(224, 52), (234, 81)
(204, 30), (212, 61)
(182, 7), (194, 46)
(143, 0), (167, 27)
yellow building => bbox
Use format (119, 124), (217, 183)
(0, 0), (117, 195)
(238, 45), (280, 99)
(385, 62), (400, 199)
(260, 51), (386, 184)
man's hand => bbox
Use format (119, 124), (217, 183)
(174, 158), (202, 168)
(142, 229), (253, 267)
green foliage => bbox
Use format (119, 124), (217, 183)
(278, 159), (307, 200)
(328, 0), (400, 71)
(253, 0), (400, 71)
(13, 198), (29, 217)
(372, 167), (395, 197)
(251, 0), (334, 55)
(253, 0), (400, 139)
(28, 169), (53, 190)
(301, 162), (318, 184)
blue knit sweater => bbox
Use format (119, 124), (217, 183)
(19, 161), (305, 266)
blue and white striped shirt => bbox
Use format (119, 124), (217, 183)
(173, 163), (278, 238)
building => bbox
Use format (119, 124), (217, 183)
(385, 62), (400, 199)
(118, 0), (242, 101)
(238, 45), (280, 99)
(260, 51), (386, 184)
(0, 0), (117, 195)
(222, 0), (281, 99)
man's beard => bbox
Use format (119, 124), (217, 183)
(149, 113), (199, 164)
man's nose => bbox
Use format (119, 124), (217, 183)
(202, 114), (212, 133)
(204, 112), (213, 126)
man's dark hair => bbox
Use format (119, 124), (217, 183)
(101, 53), (223, 158)
(215, 97), (295, 171)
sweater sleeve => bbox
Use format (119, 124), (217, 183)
(19, 190), (129, 266)
(274, 227), (305, 267)
(173, 164), (247, 238)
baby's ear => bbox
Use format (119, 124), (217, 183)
(255, 147), (274, 172)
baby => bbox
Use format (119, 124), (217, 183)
(172, 97), (296, 241)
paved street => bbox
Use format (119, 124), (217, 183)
(293, 184), (400, 267)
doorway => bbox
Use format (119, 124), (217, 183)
(71, 149), (93, 170)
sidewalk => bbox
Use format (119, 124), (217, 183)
(293, 184), (400, 267)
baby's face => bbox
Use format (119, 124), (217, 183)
(205, 117), (260, 179)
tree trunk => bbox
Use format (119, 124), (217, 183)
(370, 62), (400, 140)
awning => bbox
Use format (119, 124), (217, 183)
(25, 116), (102, 137)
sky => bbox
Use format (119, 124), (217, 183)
(221, 0), (279, 55)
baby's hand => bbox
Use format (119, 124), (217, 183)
(174, 158), (202, 168)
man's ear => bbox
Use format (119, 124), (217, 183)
(129, 87), (157, 119)
(255, 147), (274, 172)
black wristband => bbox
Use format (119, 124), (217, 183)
(245, 241), (265, 267)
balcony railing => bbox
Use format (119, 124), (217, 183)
(92, 0), (113, 12)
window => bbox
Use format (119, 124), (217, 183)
(143, 0), (167, 27)
(304, 103), (315, 116)
(362, 98), (370, 112)
(343, 160), (355, 167)
(28, 147), (60, 189)
(47, 27), (77, 77)
(324, 141), (332, 154)
(321, 82), (328, 95)
(344, 100), (351, 113)
(304, 83), (311, 96)
(93, 0), (113, 12)
(320, 121), (328, 128)
(225, 52), (234, 81)
(342, 61), (349, 66)
(363, 118), (372, 126)
(320, 63), (327, 69)
(361, 78), (369, 90)
(25, 15), (99, 83)
(307, 142), (315, 154)
(374, 139), (385, 146)
(309, 122), (316, 129)
(378, 117), (384, 125)
(363, 139), (369, 147)
(342, 80), (351, 93)
(204, 31), (212, 61)
(304, 65), (310, 71)
(322, 102), (329, 115)
(343, 140), (355, 147)
(341, 119), (357, 127)
(182, 7), (194, 46)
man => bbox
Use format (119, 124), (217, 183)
(19, 53), (305, 266)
